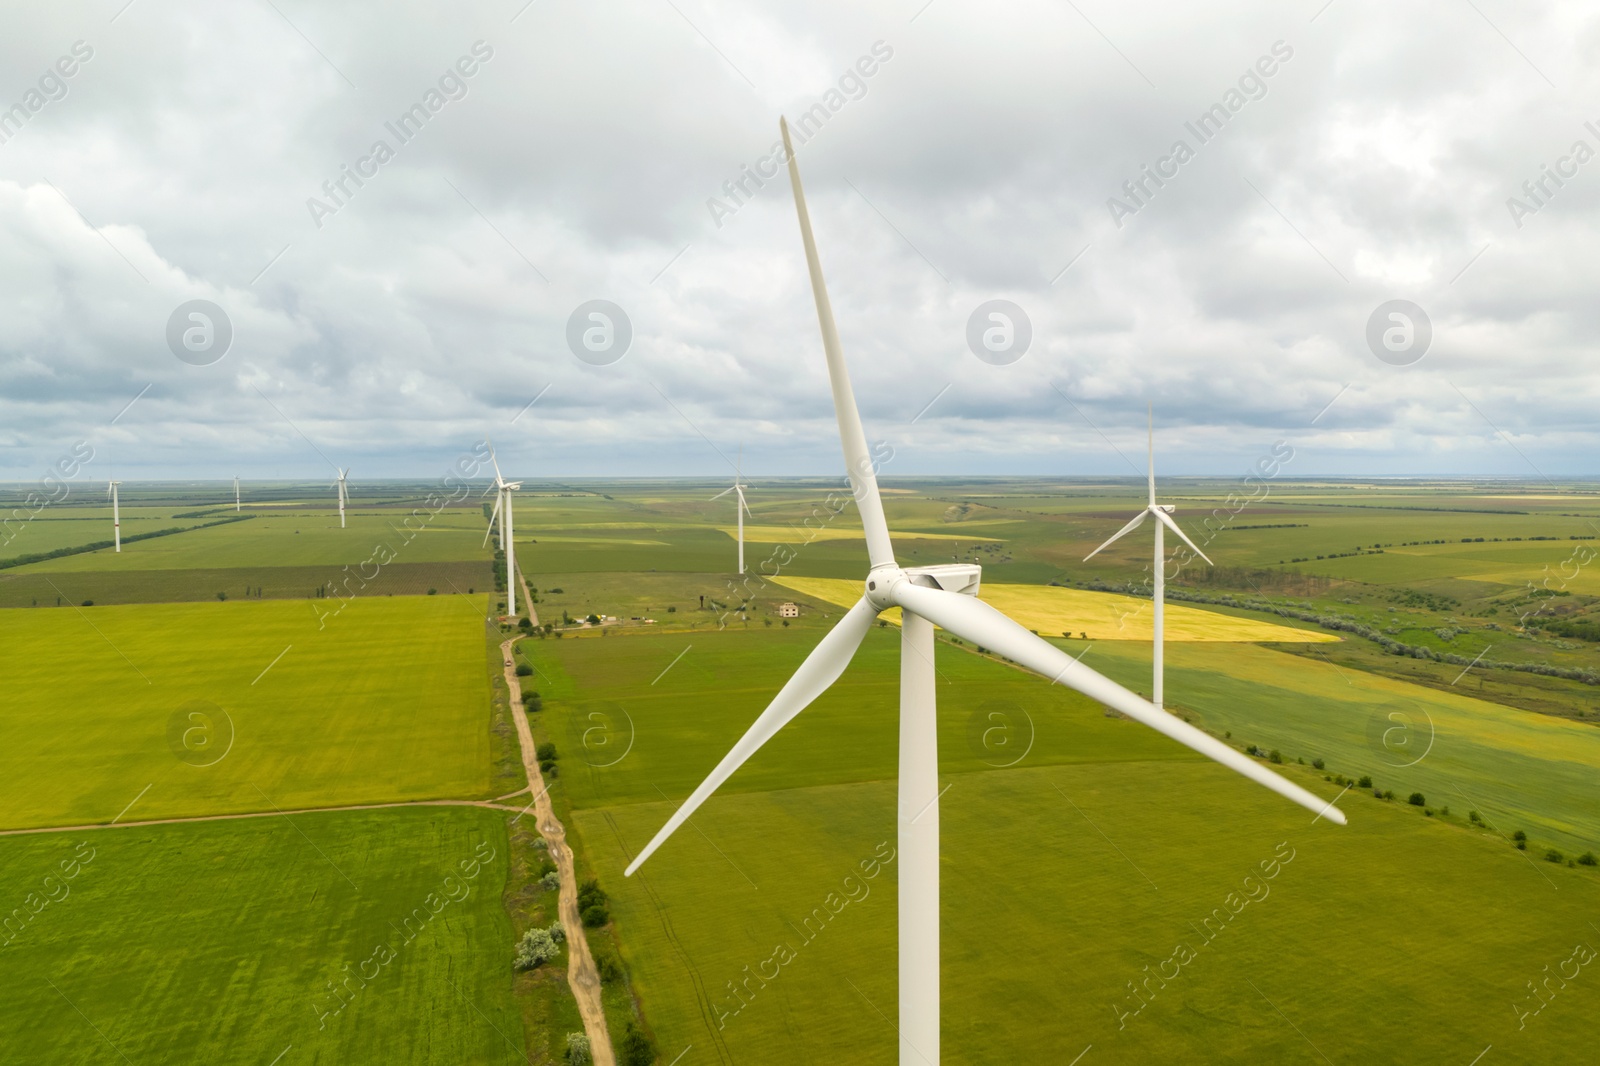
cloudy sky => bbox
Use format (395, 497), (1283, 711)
(1, 0), (1595, 483)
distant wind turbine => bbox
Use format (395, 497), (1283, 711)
(483, 444), (521, 618)
(233, 475), (241, 512)
(711, 446), (754, 575)
(333, 468), (349, 528)
(107, 480), (122, 553)
(624, 117), (1344, 1066)
(1084, 410), (1213, 708)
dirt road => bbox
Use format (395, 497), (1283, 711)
(502, 637), (615, 1066)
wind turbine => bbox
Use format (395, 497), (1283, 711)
(482, 444), (521, 617)
(233, 475), (241, 512)
(107, 480), (122, 553)
(1084, 411), (1213, 708)
(711, 446), (754, 575)
(333, 468), (349, 529)
(624, 117), (1345, 1066)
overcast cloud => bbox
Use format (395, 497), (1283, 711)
(1, 0), (1596, 482)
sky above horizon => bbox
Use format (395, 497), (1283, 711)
(2, 0), (1596, 485)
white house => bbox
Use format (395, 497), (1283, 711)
(778, 602), (800, 618)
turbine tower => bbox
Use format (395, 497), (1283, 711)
(107, 480), (122, 553)
(624, 117), (1345, 1066)
(233, 475), (241, 512)
(333, 468), (349, 529)
(711, 446), (753, 575)
(483, 444), (521, 618)
(1084, 411), (1213, 708)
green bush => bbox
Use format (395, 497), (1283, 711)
(1578, 852), (1597, 866)
(1545, 849), (1565, 864)
(579, 879), (610, 926)
(536, 742), (558, 762)
(524, 694), (543, 713)
(1357, 775), (1372, 788)
(1408, 793), (1426, 806)
(581, 904), (609, 927)
(618, 1020), (656, 1066)
(1512, 830), (1527, 841)
(515, 663), (533, 677)
(596, 954), (623, 984)
(1469, 811), (1482, 824)
(566, 1032), (591, 1065)
(1268, 750), (1283, 764)
(667, 606), (676, 613)
(514, 926), (561, 970)
(539, 870), (560, 892)
(1311, 758), (1325, 770)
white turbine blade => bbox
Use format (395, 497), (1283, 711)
(737, 486), (753, 517)
(625, 596), (880, 875)
(1083, 509), (1147, 561)
(482, 492), (503, 548)
(888, 583), (1347, 824)
(1147, 405), (1156, 507)
(1152, 507), (1213, 566)
(780, 117), (894, 570)
(710, 486), (735, 501)
(487, 441), (505, 487)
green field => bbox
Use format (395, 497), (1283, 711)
(0, 807), (522, 1064)
(0, 596), (495, 828)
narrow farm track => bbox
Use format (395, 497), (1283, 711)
(0, 798), (527, 838)
(516, 564), (540, 628)
(501, 637), (616, 1066)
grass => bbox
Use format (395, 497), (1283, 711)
(0, 807), (524, 1064)
(578, 762), (1600, 1065)
(767, 575), (1338, 642)
(0, 596), (496, 829)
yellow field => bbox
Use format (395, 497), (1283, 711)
(769, 576), (1339, 642)
(720, 525), (1002, 544)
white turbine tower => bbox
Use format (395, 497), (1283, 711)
(483, 445), (521, 618)
(711, 447), (754, 575)
(333, 468), (349, 529)
(107, 480), (122, 553)
(233, 475), (241, 512)
(624, 117), (1345, 1065)
(1084, 411), (1214, 708)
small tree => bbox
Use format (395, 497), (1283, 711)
(516, 663), (533, 677)
(536, 742), (558, 762)
(1311, 758), (1325, 770)
(619, 1020), (656, 1066)
(566, 1032), (592, 1065)
(1408, 792), (1426, 807)
(1469, 810), (1482, 824)
(1268, 750), (1283, 764)
(1357, 775), (1372, 788)
(1545, 849), (1565, 864)
(1577, 852), (1597, 866)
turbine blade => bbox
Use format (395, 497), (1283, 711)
(487, 441), (504, 485)
(710, 486), (735, 501)
(483, 493), (503, 548)
(1083, 510), (1147, 561)
(1152, 508), (1213, 566)
(625, 596), (880, 875)
(780, 118), (894, 570)
(1147, 405), (1155, 507)
(888, 582), (1347, 825)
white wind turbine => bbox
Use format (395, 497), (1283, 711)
(233, 475), (241, 512)
(1084, 411), (1213, 708)
(482, 445), (521, 618)
(107, 480), (122, 553)
(710, 446), (754, 575)
(625, 117), (1345, 1065)
(333, 468), (349, 529)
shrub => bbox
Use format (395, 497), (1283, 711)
(524, 694), (543, 713)
(1440, 806), (1450, 816)
(619, 1020), (656, 1066)
(667, 605), (676, 613)
(1469, 811), (1482, 824)
(514, 926), (561, 970)
(81, 600), (94, 607)
(540, 761), (558, 777)
(427, 588), (437, 595)
(1246, 744), (1261, 756)
(1268, 750), (1283, 764)
(1311, 758), (1325, 770)
(549, 588), (564, 594)
(566, 1032), (592, 1064)
(536, 742), (558, 762)
(516, 663), (533, 677)
(585, 613), (601, 625)
(581, 904), (609, 927)
(518, 616), (533, 629)
(1408, 793), (1426, 807)
(596, 953), (623, 984)
(578, 879), (608, 910)
(1545, 849), (1565, 864)
(1578, 852), (1597, 866)
(539, 870), (561, 891)
(1357, 776), (1372, 788)
(1512, 830), (1527, 841)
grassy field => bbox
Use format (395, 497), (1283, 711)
(0, 806), (523, 1064)
(577, 763), (1600, 1064)
(0, 596), (496, 829)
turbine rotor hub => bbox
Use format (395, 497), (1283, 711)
(863, 566), (906, 613)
